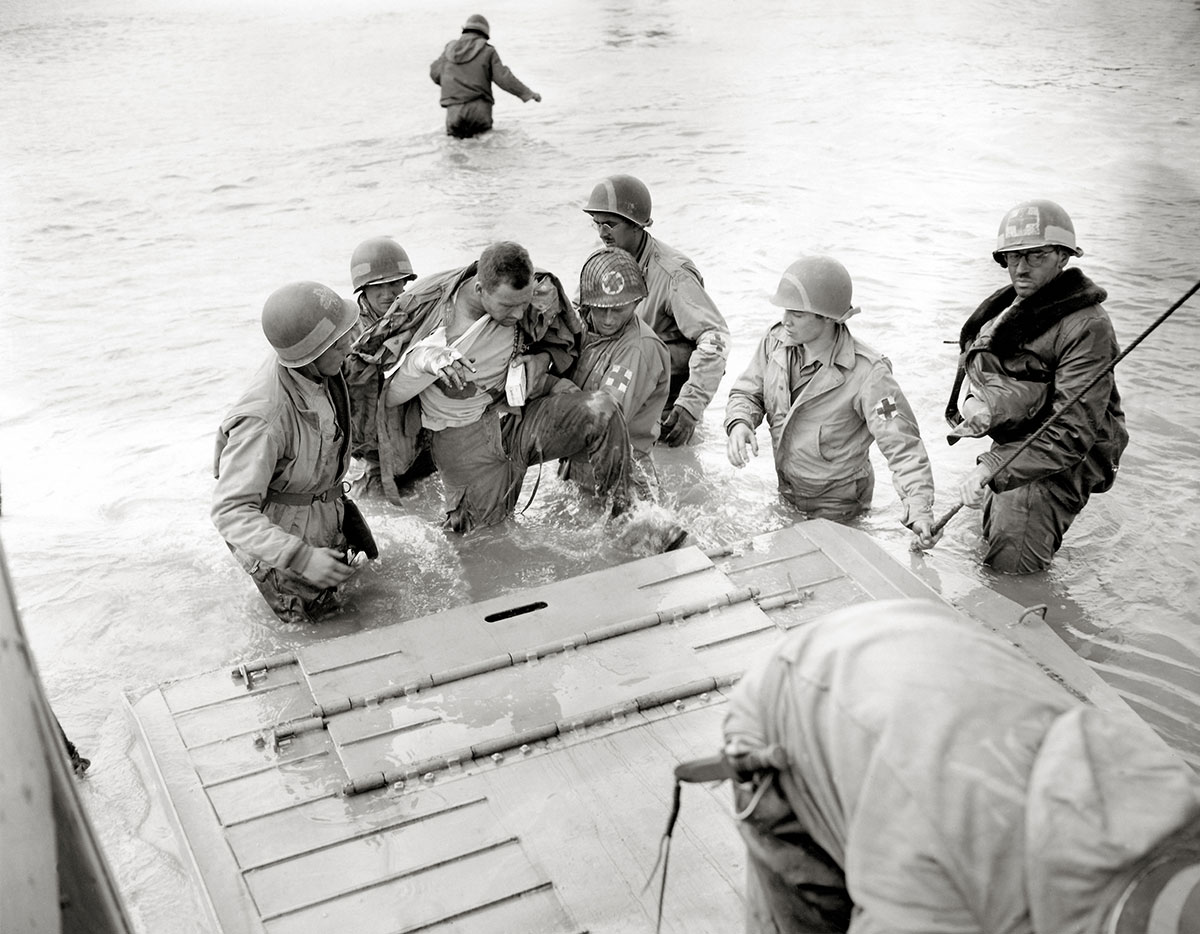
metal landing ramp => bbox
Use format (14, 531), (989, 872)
(128, 520), (1133, 934)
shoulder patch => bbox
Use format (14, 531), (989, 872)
(602, 364), (634, 397)
(874, 394), (899, 421)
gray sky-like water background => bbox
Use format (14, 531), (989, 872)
(2, 0), (1199, 929)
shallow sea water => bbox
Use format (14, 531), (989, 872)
(2, 0), (1199, 929)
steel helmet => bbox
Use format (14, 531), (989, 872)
(769, 255), (860, 323)
(992, 199), (1083, 265)
(261, 281), (358, 368)
(583, 174), (653, 228)
(350, 237), (416, 292)
(579, 247), (648, 308)
(462, 14), (490, 38)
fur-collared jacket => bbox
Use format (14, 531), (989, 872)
(948, 268), (1128, 495)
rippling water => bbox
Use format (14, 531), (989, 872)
(3, 0), (1199, 929)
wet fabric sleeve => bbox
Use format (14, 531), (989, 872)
(612, 340), (668, 422)
(488, 48), (536, 101)
(524, 272), (582, 376)
(980, 314), (1118, 491)
(858, 362), (935, 527)
(669, 270), (730, 418)
(1025, 706), (1200, 933)
(429, 53), (444, 85)
(384, 328), (453, 406)
(724, 333), (770, 434)
(211, 417), (311, 574)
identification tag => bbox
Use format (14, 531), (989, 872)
(505, 359), (527, 407)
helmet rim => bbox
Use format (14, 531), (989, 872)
(262, 282), (358, 368)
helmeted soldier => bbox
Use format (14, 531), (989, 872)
(350, 237), (416, 327)
(565, 247), (671, 500)
(212, 282), (375, 624)
(725, 255), (937, 547)
(582, 174), (730, 446)
(429, 14), (542, 138)
(949, 200), (1128, 572)
(342, 237), (434, 499)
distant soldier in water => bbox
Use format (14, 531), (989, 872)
(212, 283), (375, 624)
(430, 14), (541, 139)
(582, 174), (730, 446)
(342, 237), (435, 500)
(948, 200), (1128, 573)
(725, 255), (938, 549)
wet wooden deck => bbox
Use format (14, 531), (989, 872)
(127, 520), (1137, 934)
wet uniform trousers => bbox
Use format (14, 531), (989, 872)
(979, 477), (1082, 573)
(431, 390), (631, 532)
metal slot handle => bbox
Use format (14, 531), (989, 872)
(484, 601), (548, 622)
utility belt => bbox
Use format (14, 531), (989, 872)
(263, 481), (379, 561)
(264, 482), (346, 507)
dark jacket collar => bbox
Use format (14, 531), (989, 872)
(959, 267), (1107, 357)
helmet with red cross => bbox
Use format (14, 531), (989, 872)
(579, 247), (648, 308)
(992, 200), (1083, 266)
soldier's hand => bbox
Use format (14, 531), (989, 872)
(958, 464), (992, 510)
(726, 423), (758, 467)
(518, 352), (552, 395)
(530, 92), (542, 103)
(660, 406), (697, 447)
(430, 350), (476, 391)
(301, 547), (358, 588)
(910, 517), (943, 550)
(548, 377), (581, 394)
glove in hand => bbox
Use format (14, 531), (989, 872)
(660, 406), (697, 447)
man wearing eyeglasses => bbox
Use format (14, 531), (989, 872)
(582, 174), (730, 447)
(948, 200), (1128, 573)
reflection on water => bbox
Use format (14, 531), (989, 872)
(2, 0), (1200, 930)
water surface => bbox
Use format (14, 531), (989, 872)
(2, 0), (1199, 929)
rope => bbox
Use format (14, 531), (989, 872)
(641, 780), (682, 934)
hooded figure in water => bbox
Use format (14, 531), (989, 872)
(429, 14), (541, 138)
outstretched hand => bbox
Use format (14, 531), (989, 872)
(660, 406), (697, 446)
(528, 91), (542, 103)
